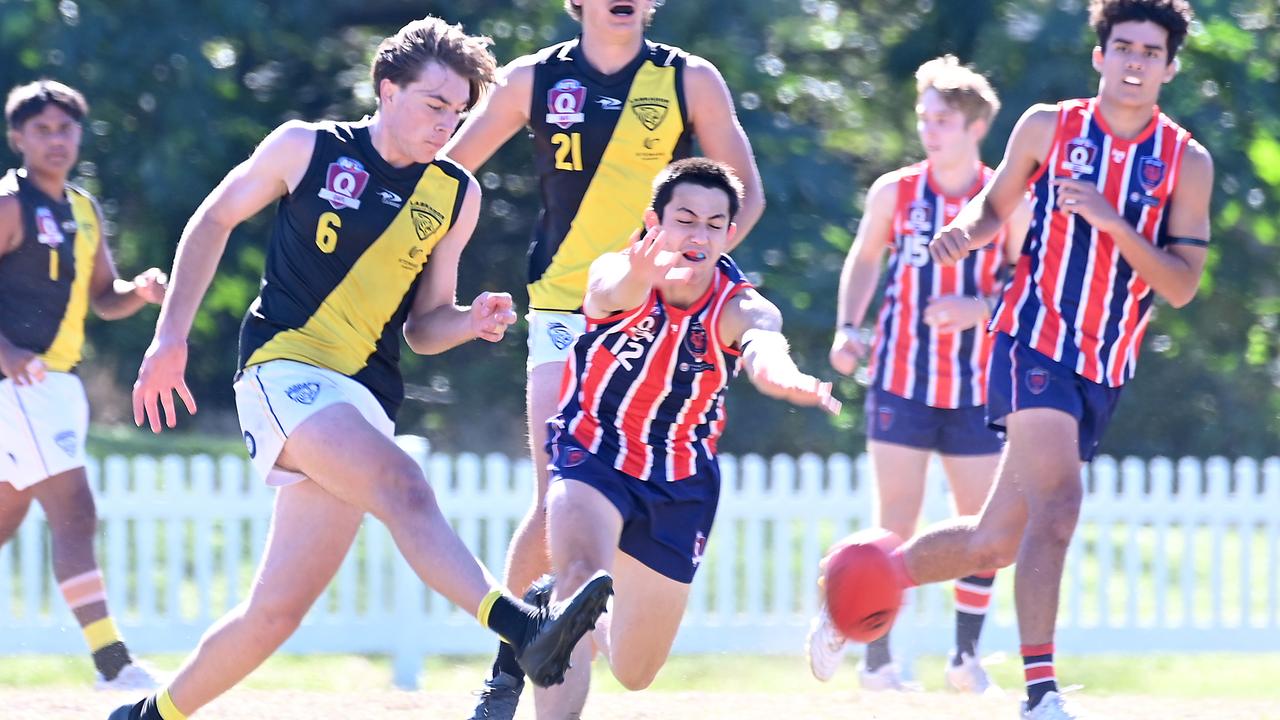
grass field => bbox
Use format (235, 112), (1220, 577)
(2, 653), (1279, 718)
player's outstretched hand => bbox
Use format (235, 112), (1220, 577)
(929, 226), (971, 267)
(470, 291), (518, 343)
(132, 337), (197, 433)
(755, 365), (843, 416)
(626, 226), (681, 285)
(132, 268), (169, 305)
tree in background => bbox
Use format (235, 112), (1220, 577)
(0, 0), (1275, 457)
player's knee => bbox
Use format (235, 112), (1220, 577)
(244, 593), (310, 640)
(1030, 485), (1083, 546)
(369, 460), (438, 524)
(611, 657), (661, 691)
(970, 525), (1021, 570)
(967, 530), (1018, 568)
(558, 558), (604, 593)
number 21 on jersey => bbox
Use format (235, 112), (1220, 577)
(552, 132), (583, 172)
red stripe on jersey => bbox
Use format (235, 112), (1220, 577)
(571, 300), (654, 451)
(668, 274), (736, 479)
(1074, 133), (1126, 381)
(873, 163), (1007, 408)
(995, 98), (1191, 386)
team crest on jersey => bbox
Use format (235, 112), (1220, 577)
(287, 382), (321, 405)
(547, 79), (587, 129)
(877, 406), (895, 431)
(547, 321), (576, 351)
(630, 96), (670, 131)
(1025, 367), (1050, 395)
(410, 203), (445, 242)
(1061, 137), (1098, 177)
(679, 321), (715, 373)
(54, 430), (77, 457)
(244, 431), (257, 459)
(692, 531), (708, 567)
(318, 156), (370, 210)
(34, 207), (65, 248)
(1137, 156), (1166, 192)
(906, 200), (934, 234)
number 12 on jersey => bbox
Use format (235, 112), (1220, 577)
(552, 132), (583, 172)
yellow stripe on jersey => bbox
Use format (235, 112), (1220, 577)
(40, 191), (99, 373)
(529, 61), (685, 311)
(246, 164), (460, 374)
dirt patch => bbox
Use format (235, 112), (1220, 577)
(7, 689), (1278, 720)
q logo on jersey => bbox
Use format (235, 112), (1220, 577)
(35, 207), (65, 248)
(546, 79), (587, 129)
(1060, 137), (1098, 177)
(318, 156), (370, 210)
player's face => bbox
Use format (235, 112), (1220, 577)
(651, 182), (737, 289)
(382, 61), (471, 164)
(915, 89), (985, 165)
(577, 0), (655, 36)
(1093, 20), (1179, 109)
(8, 104), (81, 179)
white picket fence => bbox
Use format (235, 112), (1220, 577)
(2, 438), (1278, 688)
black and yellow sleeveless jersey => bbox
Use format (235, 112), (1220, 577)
(0, 169), (100, 373)
(528, 37), (693, 311)
(238, 121), (469, 419)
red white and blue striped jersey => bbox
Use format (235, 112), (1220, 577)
(993, 98), (1192, 386)
(869, 162), (1007, 408)
(556, 255), (751, 482)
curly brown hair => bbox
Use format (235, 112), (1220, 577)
(1089, 0), (1194, 60)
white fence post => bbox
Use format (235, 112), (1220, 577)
(3, 445), (1277, 668)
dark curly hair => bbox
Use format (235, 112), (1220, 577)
(651, 158), (744, 222)
(1089, 0), (1194, 61)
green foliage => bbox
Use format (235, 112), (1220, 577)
(0, 0), (1275, 456)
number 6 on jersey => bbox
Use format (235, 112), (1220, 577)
(315, 211), (341, 253)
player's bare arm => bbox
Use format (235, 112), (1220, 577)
(581, 225), (679, 318)
(441, 61), (535, 172)
(87, 201), (167, 321)
(132, 121), (316, 432)
(930, 104), (1057, 266)
(925, 194), (1033, 334)
(830, 172), (895, 375)
(1054, 140), (1211, 308)
(0, 192), (44, 385)
(403, 178), (517, 354)
(684, 56), (764, 246)
(722, 288), (841, 415)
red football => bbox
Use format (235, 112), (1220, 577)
(823, 528), (904, 643)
